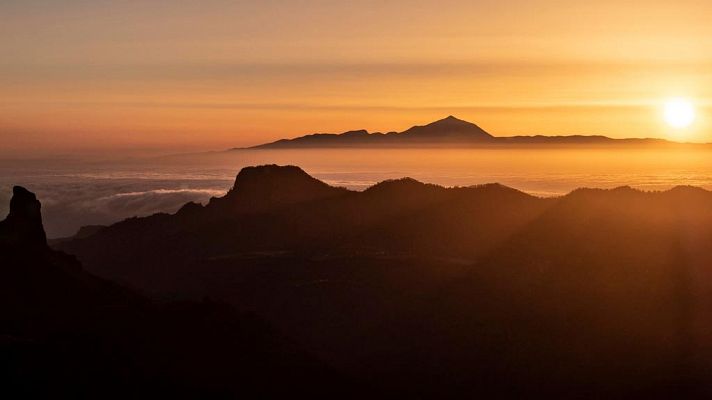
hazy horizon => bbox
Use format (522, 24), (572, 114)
(1, 113), (710, 159)
(3, 1), (712, 156)
(4, 147), (712, 238)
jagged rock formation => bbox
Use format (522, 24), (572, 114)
(0, 186), (47, 248)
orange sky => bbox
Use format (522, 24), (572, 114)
(2, 0), (712, 155)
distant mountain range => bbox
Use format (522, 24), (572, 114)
(244, 115), (680, 149)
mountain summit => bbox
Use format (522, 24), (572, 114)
(208, 165), (349, 212)
(398, 115), (493, 139)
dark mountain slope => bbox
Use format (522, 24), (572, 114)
(58, 166), (550, 289)
(0, 186), (351, 399)
(424, 186), (712, 397)
(355, 182), (552, 258)
(56, 165), (712, 397)
(1, 187), (131, 330)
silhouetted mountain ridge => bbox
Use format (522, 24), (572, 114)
(54, 165), (712, 396)
(244, 115), (693, 149)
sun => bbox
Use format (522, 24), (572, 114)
(663, 98), (696, 129)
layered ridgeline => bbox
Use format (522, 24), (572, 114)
(57, 165), (712, 397)
(0, 186), (350, 399)
(245, 115), (676, 149)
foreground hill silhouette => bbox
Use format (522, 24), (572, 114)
(56, 165), (712, 397)
(0, 186), (349, 398)
(246, 115), (682, 149)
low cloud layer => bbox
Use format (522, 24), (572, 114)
(89, 188), (226, 217)
(0, 179), (230, 238)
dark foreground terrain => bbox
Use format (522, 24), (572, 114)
(5, 164), (712, 398)
(1, 186), (351, 399)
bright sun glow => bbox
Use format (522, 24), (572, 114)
(663, 98), (696, 129)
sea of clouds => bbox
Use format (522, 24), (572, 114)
(0, 158), (235, 237)
(0, 180), (229, 238)
(0, 150), (398, 238)
(7, 148), (706, 238)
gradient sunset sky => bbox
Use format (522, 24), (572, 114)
(2, 0), (711, 155)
